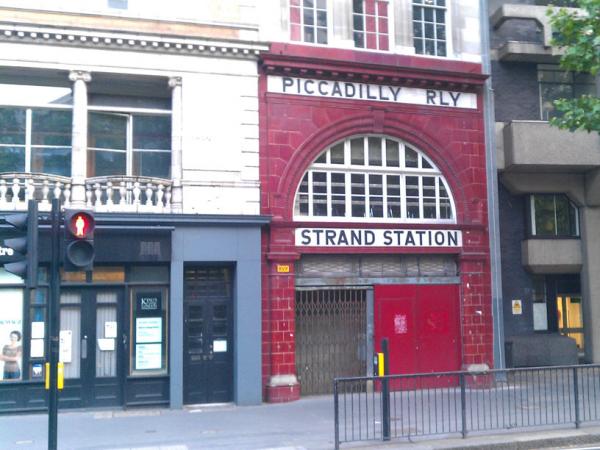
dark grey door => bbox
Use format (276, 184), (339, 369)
(183, 266), (233, 404)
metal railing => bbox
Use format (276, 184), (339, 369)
(334, 365), (600, 449)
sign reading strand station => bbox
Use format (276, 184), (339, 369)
(268, 76), (477, 109)
(295, 228), (462, 248)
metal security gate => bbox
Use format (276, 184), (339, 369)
(296, 289), (367, 395)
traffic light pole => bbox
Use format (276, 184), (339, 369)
(48, 199), (61, 450)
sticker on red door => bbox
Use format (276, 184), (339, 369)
(394, 314), (408, 334)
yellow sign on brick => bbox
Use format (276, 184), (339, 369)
(276, 264), (290, 273)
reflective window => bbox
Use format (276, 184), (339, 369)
(294, 135), (455, 223)
(538, 64), (596, 121)
(290, 0), (328, 44)
(88, 112), (171, 178)
(529, 194), (579, 237)
(413, 0), (447, 57)
(0, 107), (72, 176)
(353, 0), (389, 50)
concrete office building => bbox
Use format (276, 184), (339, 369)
(0, 0), (267, 412)
(489, 0), (600, 366)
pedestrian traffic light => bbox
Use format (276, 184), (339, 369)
(1, 200), (38, 288)
(64, 209), (95, 272)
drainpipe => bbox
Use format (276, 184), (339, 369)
(480, 0), (505, 370)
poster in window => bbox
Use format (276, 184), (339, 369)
(59, 330), (72, 363)
(31, 321), (45, 339)
(136, 318), (162, 343)
(0, 289), (23, 382)
(135, 343), (162, 370)
(30, 339), (44, 358)
(104, 321), (117, 339)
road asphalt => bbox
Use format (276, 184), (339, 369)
(2, 395), (600, 450)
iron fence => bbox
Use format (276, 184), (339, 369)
(334, 364), (600, 449)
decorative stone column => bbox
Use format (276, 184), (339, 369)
(169, 76), (183, 213)
(68, 70), (91, 208)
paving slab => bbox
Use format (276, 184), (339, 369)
(2, 396), (600, 450)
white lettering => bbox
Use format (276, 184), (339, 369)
(269, 76), (477, 109)
(295, 228), (462, 248)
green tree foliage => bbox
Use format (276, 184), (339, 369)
(548, 0), (600, 133)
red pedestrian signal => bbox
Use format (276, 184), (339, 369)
(68, 212), (93, 238)
(64, 210), (95, 271)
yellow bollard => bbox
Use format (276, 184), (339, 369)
(57, 362), (64, 390)
(377, 352), (385, 377)
(45, 363), (50, 390)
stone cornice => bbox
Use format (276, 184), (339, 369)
(262, 43), (488, 92)
(0, 21), (268, 59)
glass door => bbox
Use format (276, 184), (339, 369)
(556, 294), (584, 357)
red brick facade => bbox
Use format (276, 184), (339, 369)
(260, 43), (493, 401)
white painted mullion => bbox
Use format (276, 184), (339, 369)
(418, 176), (423, 219)
(344, 172), (350, 218)
(399, 142), (406, 169)
(25, 108), (32, 172)
(435, 176), (441, 219)
(308, 171), (314, 217)
(326, 171), (332, 216)
(365, 173), (371, 218)
(382, 173), (389, 219)
(400, 174), (407, 219)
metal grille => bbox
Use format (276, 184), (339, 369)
(297, 254), (457, 281)
(184, 266), (231, 299)
(296, 289), (367, 396)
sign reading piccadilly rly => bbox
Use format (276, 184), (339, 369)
(267, 76), (477, 109)
(295, 228), (462, 248)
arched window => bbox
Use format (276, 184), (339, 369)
(294, 135), (456, 223)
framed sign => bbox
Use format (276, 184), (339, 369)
(136, 318), (162, 343)
(130, 287), (168, 376)
(136, 292), (162, 316)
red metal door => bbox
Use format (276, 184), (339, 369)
(374, 284), (461, 377)
(415, 284), (461, 374)
(374, 285), (417, 376)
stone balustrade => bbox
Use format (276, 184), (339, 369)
(85, 176), (172, 213)
(0, 173), (172, 213)
(0, 173), (72, 211)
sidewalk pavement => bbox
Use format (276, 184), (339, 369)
(2, 396), (600, 450)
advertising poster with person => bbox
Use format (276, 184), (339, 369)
(0, 289), (23, 381)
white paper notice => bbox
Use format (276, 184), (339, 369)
(31, 322), (45, 339)
(59, 330), (72, 363)
(104, 321), (117, 339)
(30, 338), (44, 357)
(213, 340), (227, 353)
(136, 318), (162, 343)
(98, 338), (115, 351)
(135, 343), (162, 370)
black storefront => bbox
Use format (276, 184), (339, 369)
(0, 220), (171, 412)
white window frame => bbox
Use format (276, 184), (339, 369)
(411, 0), (452, 59)
(294, 135), (457, 224)
(0, 105), (73, 175)
(87, 110), (171, 178)
(288, 0), (331, 45)
(352, 0), (391, 51)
